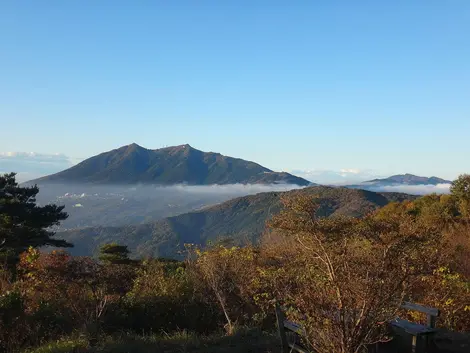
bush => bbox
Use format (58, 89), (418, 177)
(0, 290), (26, 352)
(124, 259), (220, 334)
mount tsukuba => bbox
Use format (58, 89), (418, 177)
(32, 144), (311, 186)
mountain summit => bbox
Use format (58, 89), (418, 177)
(33, 144), (310, 186)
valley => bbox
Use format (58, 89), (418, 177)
(3, 6), (469, 351)
(24, 144), (450, 259)
(55, 185), (415, 259)
(35, 182), (302, 230)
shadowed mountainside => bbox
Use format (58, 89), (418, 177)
(57, 186), (416, 259)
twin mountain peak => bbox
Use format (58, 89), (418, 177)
(34, 143), (312, 186)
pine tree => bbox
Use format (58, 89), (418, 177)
(98, 243), (132, 265)
(0, 173), (72, 263)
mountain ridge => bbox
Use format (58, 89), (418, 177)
(363, 173), (451, 185)
(32, 144), (311, 186)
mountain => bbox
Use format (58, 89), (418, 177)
(344, 174), (452, 194)
(57, 186), (416, 259)
(32, 144), (310, 186)
(363, 174), (452, 186)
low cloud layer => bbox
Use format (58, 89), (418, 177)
(0, 152), (73, 182)
(166, 183), (304, 194)
(291, 169), (382, 185)
(36, 182), (305, 202)
(33, 182), (307, 229)
(371, 183), (451, 195)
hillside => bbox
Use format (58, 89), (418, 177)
(32, 143), (310, 186)
(58, 186), (416, 259)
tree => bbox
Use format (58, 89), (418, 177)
(18, 248), (135, 346)
(267, 194), (438, 353)
(190, 245), (256, 335)
(450, 174), (470, 217)
(0, 173), (71, 263)
(98, 243), (132, 265)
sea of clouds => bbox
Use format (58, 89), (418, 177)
(372, 183), (451, 195)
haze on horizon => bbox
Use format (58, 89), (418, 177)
(0, 142), (460, 189)
(1, 2), (469, 182)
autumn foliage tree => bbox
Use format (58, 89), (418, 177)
(266, 194), (439, 353)
(17, 248), (135, 346)
(450, 174), (470, 218)
(373, 175), (470, 332)
(190, 245), (257, 335)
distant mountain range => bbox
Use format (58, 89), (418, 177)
(363, 174), (451, 186)
(345, 173), (452, 192)
(32, 144), (311, 186)
(57, 186), (416, 259)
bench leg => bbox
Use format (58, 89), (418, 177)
(411, 335), (417, 353)
(275, 303), (289, 353)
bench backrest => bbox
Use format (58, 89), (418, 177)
(400, 301), (440, 328)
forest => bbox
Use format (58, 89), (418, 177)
(0, 172), (469, 353)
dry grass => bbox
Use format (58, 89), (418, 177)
(26, 328), (280, 353)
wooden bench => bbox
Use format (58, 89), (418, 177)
(275, 303), (310, 353)
(390, 302), (440, 353)
(275, 302), (440, 353)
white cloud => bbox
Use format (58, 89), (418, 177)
(153, 183), (304, 195)
(0, 152), (70, 161)
(340, 168), (361, 174)
(0, 152), (74, 182)
(291, 169), (382, 185)
(373, 183), (451, 195)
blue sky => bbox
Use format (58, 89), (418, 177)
(1, 1), (469, 182)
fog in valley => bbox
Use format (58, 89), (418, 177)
(33, 181), (452, 232)
(359, 183), (451, 195)
(35, 182), (304, 230)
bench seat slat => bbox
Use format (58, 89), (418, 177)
(391, 318), (437, 335)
